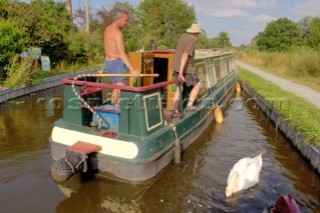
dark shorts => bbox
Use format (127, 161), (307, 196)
(105, 59), (127, 83)
(174, 72), (199, 87)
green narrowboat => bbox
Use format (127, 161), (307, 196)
(49, 49), (238, 183)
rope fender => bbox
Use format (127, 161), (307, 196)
(51, 150), (88, 182)
(170, 124), (181, 163)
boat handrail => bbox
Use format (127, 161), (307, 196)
(62, 76), (183, 93)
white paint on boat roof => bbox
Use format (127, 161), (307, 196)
(195, 49), (234, 59)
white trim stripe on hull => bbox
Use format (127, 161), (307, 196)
(51, 127), (139, 159)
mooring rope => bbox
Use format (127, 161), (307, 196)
(71, 73), (104, 125)
(63, 152), (88, 175)
(75, 155), (88, 170)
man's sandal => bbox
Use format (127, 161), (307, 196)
(171, 111), (183, 118)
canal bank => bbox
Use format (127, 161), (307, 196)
(237, 62), (320, 173)
(0, 68), (101, 104)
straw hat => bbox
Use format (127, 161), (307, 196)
(186, 22), (203, 33)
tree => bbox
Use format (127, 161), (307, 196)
(0, 0), (9, 18)
(4, 0), (75, 64)
(87, 1), (141, 52)
(210, 37), (220, 48)
(304, 17), (320, 50)
(138, 0), (196, 49)
(0, 19), (26, 80)
(297, 16), (314, 37)
(255, 17), (301, 52)
(138, 0), (166, 48)
(217, 32), (232, 48)
(195, 34), (210, 49)
(66, 0), (72, 18)
(210, 32), (232, 48)
(162, 0), (196, 48)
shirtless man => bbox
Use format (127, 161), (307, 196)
(104, 6), (139, 106)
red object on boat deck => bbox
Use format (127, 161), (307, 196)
(271, 194), (301, 213)
(102, 131), (117, 138)
(67, 141), (102, 155)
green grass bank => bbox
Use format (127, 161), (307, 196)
(238, 66), (320, 146)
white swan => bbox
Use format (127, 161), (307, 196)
(225, 153), (262, 198)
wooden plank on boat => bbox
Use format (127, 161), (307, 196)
(67, 141), (102, 154)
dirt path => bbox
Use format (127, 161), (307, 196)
(236, 61), (320, 109)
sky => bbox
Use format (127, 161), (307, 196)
(27, 0), (320, 47)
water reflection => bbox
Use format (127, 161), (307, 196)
(248, 103), (320, 211)
(56, 175), (146, 213)
(0, 87), (63, 159)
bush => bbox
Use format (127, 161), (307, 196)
(291, 48), (320, 77)
(5, 54), (43, 89)
(0, 19), (27, 80)
(67, 31), (104, 64)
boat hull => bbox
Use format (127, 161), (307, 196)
(50, 76), (237, 183)
(50, 112), (214, 182)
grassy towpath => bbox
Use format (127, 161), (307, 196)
(236, 61), (320, 146)
(236, 61), (320, 109)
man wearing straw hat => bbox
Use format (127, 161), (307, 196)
(104, 6), (140, 106)
(171, 22), (203, 118)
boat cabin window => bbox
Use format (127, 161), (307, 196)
(221, 60), (227, 78)
(215, 63), (221, 80)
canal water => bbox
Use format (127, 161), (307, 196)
(0, 86), (319, 213)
